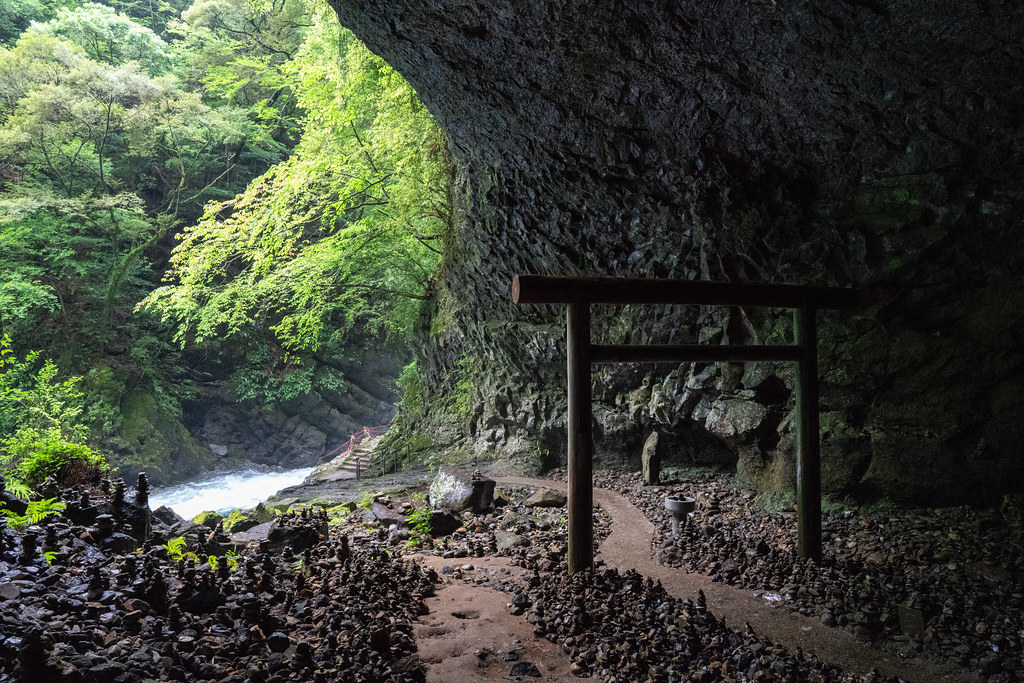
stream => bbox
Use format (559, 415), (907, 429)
(149, 467), (314, 520)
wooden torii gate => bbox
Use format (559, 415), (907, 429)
(512, 274), (860, 573)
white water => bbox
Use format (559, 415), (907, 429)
(149, 467), (314, 520)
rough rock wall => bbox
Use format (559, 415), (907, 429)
(180, 351), (401, 478)
(329, 0), (1024, 504)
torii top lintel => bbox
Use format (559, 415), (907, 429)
(512, 274), (861, 309)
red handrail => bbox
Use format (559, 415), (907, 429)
(316, 424), (390, 466)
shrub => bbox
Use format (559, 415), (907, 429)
(7, 429), (109, 489)
(404, 492), (432, 548)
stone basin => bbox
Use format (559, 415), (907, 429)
(664, 496), (696, 515)
(665, 496), (696, 534)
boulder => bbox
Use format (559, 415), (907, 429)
(266, 518), (325, 552)
(151, 505), (184, 527)
(523, 488), (567, 508)
(191, 511), (223, 530)
(229, 520), (275, 544)
(370, 501), (407, 528)
(428, 468), (495, 512)
(495, 530), (529, 553)
(498, 510), (532, 531)
(223, 503), (276, 534)
(0, 491), (27, 516)
(641, 431), (661, 485)
(705, 399), (769, 440)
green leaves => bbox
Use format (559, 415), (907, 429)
(0, 334), (108, 495)
(34, 2), (172, 75)
(0, 334), (86, 443)
(1, 497), (67, 529)
(143, 17), (449, 399)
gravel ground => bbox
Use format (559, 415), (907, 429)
(593, 469), (1023, 681)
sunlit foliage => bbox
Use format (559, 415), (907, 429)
(144, 14), (448, 363)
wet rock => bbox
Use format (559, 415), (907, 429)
(429, 468), (495, 513)
(522, 489), (566, 508)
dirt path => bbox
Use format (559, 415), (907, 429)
(488, 476), (971, 683)
(412, 555), (575, 682)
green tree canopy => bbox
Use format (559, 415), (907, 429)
(143, 17), (449, 398)
(32, 2), (172, 75)
(0, 0), (45, 46)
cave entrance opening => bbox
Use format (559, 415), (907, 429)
(512, 274), (860, 574)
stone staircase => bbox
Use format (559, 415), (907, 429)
(310, 438), (381, 483)
(333, 443), (374, 479)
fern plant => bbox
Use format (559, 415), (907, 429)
(0, 497), (66, 530)
(2, 477), (32, 500)
(404, 492), (432, 548)
(208, 551), (240, 572)
(163, 535), (200, 564)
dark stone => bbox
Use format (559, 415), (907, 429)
(509, 661), (541, 678)
(230, 520), (276, 544)
(0, 492), (27, 516)
(267, 631), (290, 653)
(265, 517), (327, 552)
(370, 502), (407, 528)
(85, 661), (127, 683)
(151, 505), (184, 527)
(100, 533), (139, 554)
(428, 509), (463, 536)
(369, 627), (390, 653)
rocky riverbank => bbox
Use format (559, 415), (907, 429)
(1, 467), (1016, 681)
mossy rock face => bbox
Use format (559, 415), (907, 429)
(192, 511), (224, 529)
(223, 503), (276, 533)
(109, 385), (215, 487)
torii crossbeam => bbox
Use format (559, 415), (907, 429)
(512, 274), (860, 573)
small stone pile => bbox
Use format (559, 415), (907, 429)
(503, 566), (898, 682)
(394, 488), (611, 573)
(596, 471), (1024, 682)
(0, 478), (433, 682)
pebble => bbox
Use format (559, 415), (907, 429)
(5, 471), (1018, 683)
(596, 470), (1024, 682)
(0, 483), (432, 682)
